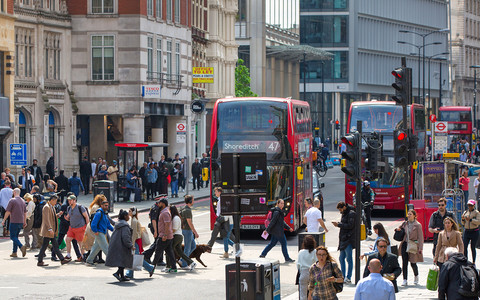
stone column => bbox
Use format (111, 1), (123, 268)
(198, 111), (207, 156)
(58, 126), (65, 170)
(249, 0), (266, 96)
(151, 116), (165, 161)
(123, 114), (145, 164)
(29, 127), (37, 163)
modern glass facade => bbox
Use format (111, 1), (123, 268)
(300, 15), (348, 46)
(300, 51), (348, 82)
(300, 0), (348, 11)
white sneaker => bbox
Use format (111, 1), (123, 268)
(188, 262), (197, 271)
(402, 279), (408, 286)
(414, 275), (419, 284)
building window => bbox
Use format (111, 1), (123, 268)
(147, 0), (153, 16)
(300, 0), (348, 11)
(44, 33), (61, 80)
(157, 38), (162, 74)
(300, 51), (348, 82)
(49, 111), (55, 148)
(19, 111), (26, 144)
(300, 15), (348, 46)
(175, 42), (180, 75)
(15, 29), (34, 79)
(174, 0), (180, 23)
(92, 35), (115, 80)
(166, 40), (172, 76)
(167, 0), (172, 21)
(156, 0), (162, 18)
(92, 0), (114, 14)
(49, 0), (55, 10)
(147, 36), (153, 74)
(1, 0), (4, 12)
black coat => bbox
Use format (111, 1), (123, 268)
(338, 205), (356, 250)
(438, 253), (479, 300)
(18, 175), (34, 194)
(33, 200), (45, 228)
(105, 220), (133, 268)
(29, 165), (43, 186)
(265, 207), (290, 238)
(191, 162), (202, 177)
(46, 157), (55, 179)
(80, 161), (91, 177)
(55, 174), (69, 193)
(363, 252), (402, 293)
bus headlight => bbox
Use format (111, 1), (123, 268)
(401, 194), (405, 199)
(286, 202), (291, 206)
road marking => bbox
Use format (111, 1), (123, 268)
(0, 287), (18, 289)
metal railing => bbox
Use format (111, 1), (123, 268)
(146, 72), (183, 92)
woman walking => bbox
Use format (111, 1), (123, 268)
(462, 199), (480, 262)
(106, 210), (135, 282)
(82, 195), (105, 261)
(434, 216), (464, 269)
(297, 235), (317, 300)
(170, 205), (196, 270)
(125, 207), (155, 278)
(395, 209), (423, 286)
(307, 246), (343, 300)
(260, 199), (295, 262)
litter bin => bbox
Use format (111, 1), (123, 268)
(225, 259), (280, 300)
(93, 180), (114, 212)
(298, 231), (325, 251)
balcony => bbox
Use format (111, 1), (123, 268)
(146, 72), (184, 95)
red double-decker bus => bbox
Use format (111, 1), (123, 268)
(345, 101), (426, 210)
(209, 97), (313, 230)
(438, 106), (473, 153)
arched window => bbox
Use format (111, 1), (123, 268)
(49, 111), (55, 147)
(19, 111), (26, 143)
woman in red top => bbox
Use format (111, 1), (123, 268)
(459, 170), (470, 206)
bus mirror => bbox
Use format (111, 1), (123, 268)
(202, 168), (209, 181)
(297, 166), (304, 180)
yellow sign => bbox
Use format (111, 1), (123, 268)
(412, 161), (418, 169)
(202, 167), (209, 181)
(341, 159), (346, 168)
(193, 67), (214, 83)
(443, 153), (460, 159)
(296, 166), (304, 180)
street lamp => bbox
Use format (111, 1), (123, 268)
(427, 52), (449, 114)
(470, 65), (480, 130)
(399, 28), (449, 104)
(397, 40), (442, 103)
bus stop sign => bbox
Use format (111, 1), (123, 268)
(9, 144), (27, 166)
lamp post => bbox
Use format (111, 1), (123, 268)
(427, 52), (449, 114)
(470, 65), (480, 130)
(399, 28), (449, 104)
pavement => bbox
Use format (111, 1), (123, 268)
(75, 181), (211, 217)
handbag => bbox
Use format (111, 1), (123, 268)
(131, 254), (143, 271)
(329, 262), (343, 293)
(141, 226), (151, 247)
(426, 265), (440, 291)
(393, 227), (405, 242)
(390, 245), (399, 256)
(406, 240), (418, 254)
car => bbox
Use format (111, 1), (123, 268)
(312, 170), (325, 218)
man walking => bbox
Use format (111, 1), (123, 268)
(85, 200), (113, 265)
(80, 157), (91, 195)
(146, 163), (158, 201)
(191, 158), (202, 190)
(107, 160), (119, 200)
(303, 198), (328, 233)
(332, 201), (356, 283)
(0, 180), (13, 237)
(55, 170), (69, 204)
(180, 195), (199, 259)
(29, 159), (44, 190)
(207, 187), (235, 258)
(65, 195), (89, 261)
(428, 198), (455, 255)
(152, 198), (177, 273)
(37, 194), (71, 266)
(355, 259), (395, 300)
(1, 188), (27, 257)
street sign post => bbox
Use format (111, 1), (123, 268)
(434, 122), (448, 133)
(9, 143), (27, 166)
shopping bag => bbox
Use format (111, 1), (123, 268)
(426, 265), (439, 291)
(141, 226), (151, 247)
(131, 254), (143, 271)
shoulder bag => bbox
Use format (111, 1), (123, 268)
(329, 262), (343, 293)
(393, 222), (406, 242)
(406, 240), (418, 254)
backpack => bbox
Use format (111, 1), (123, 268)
(264, 211), (273, 228)
(458, 262), (480, 297)
(75, 204), (88, 226)
(148, 204), (161, 234)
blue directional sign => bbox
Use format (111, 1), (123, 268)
(10, 143), (27, 166)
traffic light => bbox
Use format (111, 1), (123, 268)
(391, 67), (412, 106)
(394, 129), (409, 168)
(335, 120), (340, 130)
(365, 137), (380, 172)
(408, 129), (418, 164)
(341, 133), (360, 180)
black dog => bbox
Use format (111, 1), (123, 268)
(175, 244), (212, 268)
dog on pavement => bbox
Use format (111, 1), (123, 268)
(175, 244), (212, 268)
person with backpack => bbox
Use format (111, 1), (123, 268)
(85, 199), (114, 265)
(260, 199), (295, 263)
(52, 193), (81, 262)
(438, 247), (480, 300)
(64, 195), (89, 261)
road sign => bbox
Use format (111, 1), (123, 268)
(434, 122), (448, 133)
(429, 114), (437, 123)
(443, 152), (460, 159)
(176, 123), (186, 132)
(434, 135), (448, 155)
(9, 143), (27, 166)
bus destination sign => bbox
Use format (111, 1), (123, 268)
(222, 141), (280, 153)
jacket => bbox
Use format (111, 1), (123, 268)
(126, 172), (137, 189)
(461, 209), (480, 230)
(191, 162), (202, 176)
(146, 168), (158, 183)
(18, 175), (34, 193)
(40, 202), (58, 238)
(68, 176), (84, 196)
(80, 160), (91, 177)
(429, 210), (455, 244)
(438, 253), (479, 300)
(28, 165), (43, 186)
(200, 157), (210, 169)
(105, 220), (133, 269)
(364, 252), (402, 293)
(265, 206), (290, 237)
(399, 220), (424, 263)
(131, 217), (142, 245)
(55, 174), (69, 193)
(434, 230), (464, 264)
(90, 208), (114, 234)
(338, 205), (356, 250)
(33, 200), (45, 228)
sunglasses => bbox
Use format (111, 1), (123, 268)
(438, 204), (445, 207)
(378, 245), (387, 248)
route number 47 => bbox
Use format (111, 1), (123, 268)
(268, 142), (280, 152)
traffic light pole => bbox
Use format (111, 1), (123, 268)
(355, 120), (362, 284)
(401, 61), (411, 215)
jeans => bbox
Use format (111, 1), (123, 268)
(464, 191), (470, 205)
(463, 229), (479, 263)
(125, 245), (154, 278)
(171, 180), (178, 196)
(9, 223), (24, 253)
(182, 229), (196, 267)
(260, 234), (292, 260)
(86, 233), (109, 264)
(38, 237), (64, 263)
(152, 238), (176, 270)
(223, 224), (234, 253)
(339, 243), (353, 280)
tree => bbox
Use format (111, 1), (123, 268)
(235, 59), (258, 97)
